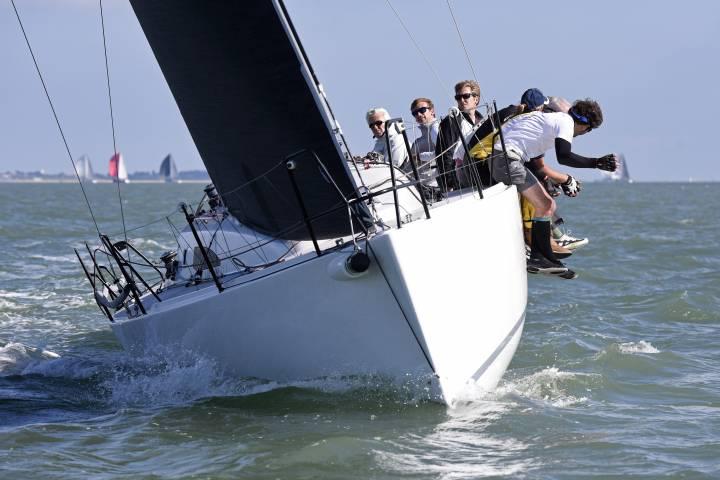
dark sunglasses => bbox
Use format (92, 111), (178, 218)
(368, 120), (384, 129)
(411, 106), (431, 116)
(454, 92), (478, 101)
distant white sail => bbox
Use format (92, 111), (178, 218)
(75, 154), (94, 181)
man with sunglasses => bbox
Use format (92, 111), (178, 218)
(434, 80), (486, 192)
(409, 97), (441, 198)
(365, 107), (409, 170)
(491, 98), (618, 277)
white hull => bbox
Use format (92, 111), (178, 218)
(111, 184), (527, 405)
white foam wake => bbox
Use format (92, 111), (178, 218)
(0, 342), (60, 376)
(618, 340), (660, 354)
(495, 367), (590, 408)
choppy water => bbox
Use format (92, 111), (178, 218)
(1, 182), (718, 479)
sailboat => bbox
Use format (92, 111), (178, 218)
(75, 154), (94, 182)
(600, 153), (632, 183)
(108, 152), (129, 183)
(77, 1), (527, 405)
(158, 154), (178, 183)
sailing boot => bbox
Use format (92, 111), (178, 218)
(526, 225), (571, 259)
(527, 219), (568, 275)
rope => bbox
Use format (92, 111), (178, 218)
(385, 0), (451, 102)
(10, 0), (102, 238)
(446, 0), (480, 100)
(99, 0), (129, 246)
(108, 208), (182, 236)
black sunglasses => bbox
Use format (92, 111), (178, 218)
(454, 92), (478, 101)
(411, 106), (431, 116)
(368, 120), (384, 129)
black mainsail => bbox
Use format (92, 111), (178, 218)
(130, 0), (369, 240)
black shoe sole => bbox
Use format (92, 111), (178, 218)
(527, 265), (568, 275)
(552, 269), (578, 279)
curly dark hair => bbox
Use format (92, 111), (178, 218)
(571, 99), (603, 129)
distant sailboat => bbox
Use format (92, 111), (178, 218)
(158, 154), (178, 182)
(75, 154), (94, 182)
(600, 153), (632, 183)
(108, 152), (129, 183)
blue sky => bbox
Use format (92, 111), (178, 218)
(2, 0), (719, 181)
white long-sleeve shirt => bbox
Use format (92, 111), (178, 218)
(371, 122), (409, 168)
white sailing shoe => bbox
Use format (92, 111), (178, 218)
(556, 233), (589, 250)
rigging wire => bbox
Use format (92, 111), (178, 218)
(99, 0), (129, 246)
(10, 0), (102, 238)
(384, 0), (451, 102)
(446, 0), (481, 100)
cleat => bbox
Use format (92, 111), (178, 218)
(556, 233), (589, 250)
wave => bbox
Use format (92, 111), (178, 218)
(0, 342), (61, 376)
(494, 367), (592, 408)
(618, 340), (660, 354)
(2, 339), (439, 412)
(28, 254), (77, 264)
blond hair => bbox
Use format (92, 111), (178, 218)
(454, 80), (480, 96)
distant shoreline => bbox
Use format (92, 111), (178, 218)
(0, 179), (209, 184)
(1, 179), (716, 185)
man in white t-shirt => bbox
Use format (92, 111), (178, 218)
(491, 99), (618, 277)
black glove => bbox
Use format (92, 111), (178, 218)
(542, 176), (560, 197)
(596, 154), (617, 172)
(561, 175), (582, 197)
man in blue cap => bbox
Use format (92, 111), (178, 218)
(521, 88), (550, 111)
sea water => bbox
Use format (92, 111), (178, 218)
(1, 182), (718, 479)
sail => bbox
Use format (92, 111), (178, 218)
(76, 154), (94, 181)
(159, 154), (178, 182)
(109, 153), (128, 182)
(130, 0), (370, 240)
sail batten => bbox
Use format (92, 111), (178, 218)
(130, 0), (368, 240)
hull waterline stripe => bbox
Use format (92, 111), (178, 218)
(367, 242), (436, 375)
(471, 309), (526, 381)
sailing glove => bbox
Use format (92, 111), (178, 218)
(596, 154), (617, 172)
(542, 176), (560, 197)
(561, 175), (582, 197)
